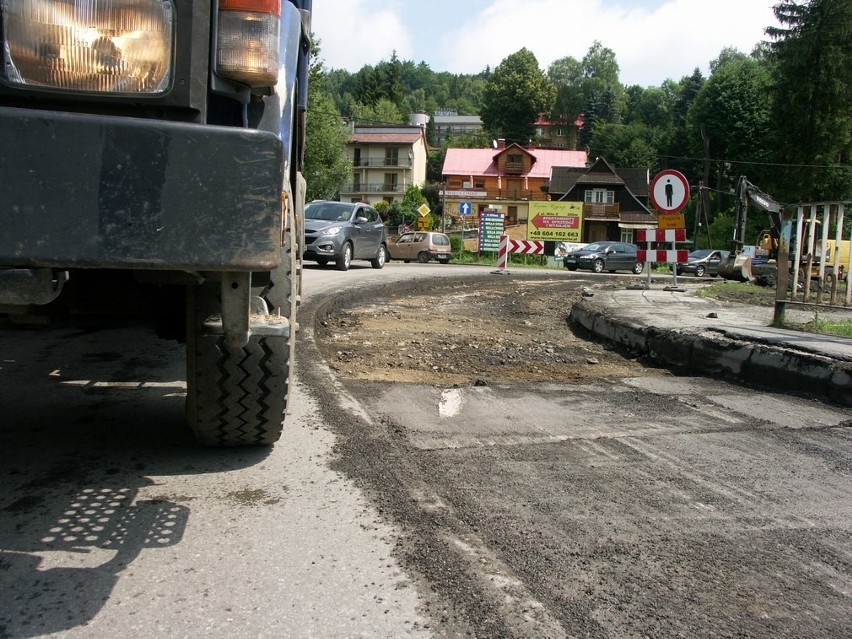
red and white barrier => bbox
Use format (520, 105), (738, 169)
(637, 229), (686, 243)
(637, 249), (689, 264)
(637, 228), (687, 264)
(495, 236), (544, 270)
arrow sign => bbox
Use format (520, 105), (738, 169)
(530, 214), (580, 229)
(508, 239), (544, 254)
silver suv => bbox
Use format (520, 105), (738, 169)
(303, 201), (388, 271)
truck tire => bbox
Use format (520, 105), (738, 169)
(186, 325), (289, 446)
(184, 181), (300, 447)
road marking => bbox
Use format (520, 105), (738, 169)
(439, 388), (463, 418)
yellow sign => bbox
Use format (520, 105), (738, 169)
(417, 203), (431, 217)
(527, 202), (583, 242)
(658, 214), (685, 230)
(417, 216), (429, 229)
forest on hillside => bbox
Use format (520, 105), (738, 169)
(305, 0), (850, 243)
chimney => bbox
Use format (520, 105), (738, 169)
(497, 139), (506, 149)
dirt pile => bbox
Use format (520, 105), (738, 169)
(315, 278), (656, 385)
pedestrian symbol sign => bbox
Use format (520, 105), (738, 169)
(650, 169), (689, 214)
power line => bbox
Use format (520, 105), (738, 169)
(661, 154), (851, 170)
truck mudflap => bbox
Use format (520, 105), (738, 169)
(0, 107), (284, 271)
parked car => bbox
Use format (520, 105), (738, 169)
(388, 231), (452, 264)
(303, 201), (387, 271)
(563, 241), (645, 274)
(673, 249), (730, 277)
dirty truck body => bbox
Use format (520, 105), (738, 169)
(0, 0), (312, 446)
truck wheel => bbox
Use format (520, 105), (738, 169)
(336, 243), (352, 271)
(186, 317), (289, 446)
(185, 188), (300, 447)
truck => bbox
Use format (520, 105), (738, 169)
(0, 0), (312, 446)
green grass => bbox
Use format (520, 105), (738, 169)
(697, 281), (852, 336)
(695, 282), (776, 306)
(802, 317), (852, 337)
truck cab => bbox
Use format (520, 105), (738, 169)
(0, 0), (313, 446)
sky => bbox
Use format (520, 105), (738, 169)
(311, 0), (780, 88)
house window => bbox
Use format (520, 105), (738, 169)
(474, 181), (485, 189)
(585, 189), (614, 204)
(353, 174), (361, 191)
(621, 229), (634, 243)
(507, 154), (522, 164)
(384, 173), (398, 191)
(508, 205), (518, 224)
(385, 147), (398, 166)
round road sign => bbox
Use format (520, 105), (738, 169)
(650, 169), (690, 214)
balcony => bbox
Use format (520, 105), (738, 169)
(342, 182), (405, 194)
(353, 158), (412, 168)
(504, 161), (525, 175)
(582, 203), (620, 218)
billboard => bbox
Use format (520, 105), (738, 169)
(527, 202), (583, 242)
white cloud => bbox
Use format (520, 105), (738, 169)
(312, 0), (414, 70)
(313, 0), (777, 86)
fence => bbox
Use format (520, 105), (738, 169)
(773, 201), (852, 323)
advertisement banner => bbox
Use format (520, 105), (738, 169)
(527, 202), (583, 241)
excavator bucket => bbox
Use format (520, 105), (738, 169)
(717, 254), (753, 282)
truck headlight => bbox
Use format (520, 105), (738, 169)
(0, 0), (174, 94)
(217, 0), (280, 88)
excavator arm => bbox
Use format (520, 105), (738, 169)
(719, 176), (785, 282)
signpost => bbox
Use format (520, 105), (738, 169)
(649, 170), (690, 290)
(479, 212), (505, 253)
(494, 236), (544, 274)
(650, 169), (690, 214)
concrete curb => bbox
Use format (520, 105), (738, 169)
(569, 300), (852, 407)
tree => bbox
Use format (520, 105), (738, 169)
(304, 39), (351, 201)
(590, 122), (667, 172)
(350, 97), (405, 124)
(686, 55), (774, 212)
(582, 41), (620, 86)
(547, 56), (585, 123)
(667, 69), (705, 177)
(480, 48), (555, 144)
(767, 0), (852, 200)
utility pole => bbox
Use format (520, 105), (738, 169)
(441, 181), (446, 232)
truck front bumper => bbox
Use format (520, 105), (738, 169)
(0, 107), (284, 271)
